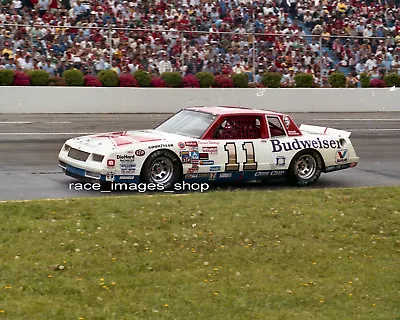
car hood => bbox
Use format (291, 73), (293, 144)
(67, 129), (187, 153)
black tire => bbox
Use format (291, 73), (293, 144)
(286, 150), (323, 186)
(141, 150), (182, 190)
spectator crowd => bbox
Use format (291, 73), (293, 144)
(1, 0), (400, 87)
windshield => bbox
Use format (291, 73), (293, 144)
(155, 110), (216, 138)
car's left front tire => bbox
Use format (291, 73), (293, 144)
(141, 150), (182, 190)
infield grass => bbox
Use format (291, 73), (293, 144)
(0, 187), (399, 320)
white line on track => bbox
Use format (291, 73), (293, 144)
(0, 132), (93, 135)
(0, 122), (33, 124)
(313, 119), (400, 121)
(0, 121), (71, 124)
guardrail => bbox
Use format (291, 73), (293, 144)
(0, 87), (399, 113)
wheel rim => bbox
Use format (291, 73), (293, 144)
(150, 157), (174, 184)
(295, 155), (316, 180)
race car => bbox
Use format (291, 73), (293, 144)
(58, 106), (359, 188)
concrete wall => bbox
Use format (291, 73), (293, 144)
(1, 87), (400, 113)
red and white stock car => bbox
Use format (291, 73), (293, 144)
(58, 106), (359, 188)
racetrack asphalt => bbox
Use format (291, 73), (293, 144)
(0, 112), (399, 201)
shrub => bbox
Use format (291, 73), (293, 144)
(97, 70), (119, 87)
(63, 69), (84, 86)
(261, 72), (281, 88)
(133, 69), (152, 87)
(370, 78), (386, 88)
(84, 75), (103, 87)
(360, 73), (370, 88)
(28, 70), (50, 86)
(183, 74), (200, 88)
(232, 73), (249, 88)
(151, 76), (166, 87)
(195, 72), (215, 88)
(48, 76), (66, 86)
(328, 72), (346, 88)
(383, 73), (400, 87)
(213, 74), (234, 88)
(119, 73), (139, 87)
(248, 82), (266, 88)
(0, 69), (14, 86)
(161, 72), (182, 87)
(13, 71), (30, 86)
(294, 73), (314, 87)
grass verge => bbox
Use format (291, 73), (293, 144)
(0, 187), (399, 320)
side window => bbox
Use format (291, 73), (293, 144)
(213, 117), (261, 139)
(267, 116), (286, 137)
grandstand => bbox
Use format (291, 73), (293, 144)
(0, 0), (399, 87)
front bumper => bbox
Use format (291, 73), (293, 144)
(59, 161), (140, 184)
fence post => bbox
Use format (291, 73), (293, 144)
(252, 32), (256, 83)
(385, 37), (389, 76)
(319, 35), (323, 87)
(108, 26), (113, 68)
(181, 31), (184, 76)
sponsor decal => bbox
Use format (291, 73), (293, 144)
(270, 170), (285, 176)
(148, 143), (173, 149)
(199, 153), (209, 160)
(198, 173), (210, 178)
(202, 146), (218, 154)
(186, 173), (198, 179)
(254, 170), (286, 177)
(120, 176), (136, 180)
(134, 149), (145, 156)
(219, 173), (232, 178)
(187, 168), (198, 173)
(180, 151), (191, 164)
(178, 142), (185, 149)
(255, 171), (270, 177)
(271, 138), (340, 153)
(335, 149), (348, 164)
(210, 166), (221, 171)
(107, 159), (115, 167)
(190, 151), (199, 159)
(185, 141), (198, 147)
(198, 141), (219, 145)
(200, 160), (215, 165)
(209, 172), (217, 180)
(276, 156), (286, 166)
(283, 116), (291, 129)
(288, 130), (301, 136)
(191, 159), (199, 164)
(106, 172), (115, 181)
(121, 163), (136, 174)
(117, 154), (135, 161)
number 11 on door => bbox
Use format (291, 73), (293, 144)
(224, 142), (258, 171)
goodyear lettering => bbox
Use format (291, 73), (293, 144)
(271, 138), (340, 152)
(148, 144), (173, 149)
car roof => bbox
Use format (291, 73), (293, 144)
(184, 106), (286, 117)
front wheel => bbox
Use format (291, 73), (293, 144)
(286, 150), (323, 186)
(141, 150), (182, 190)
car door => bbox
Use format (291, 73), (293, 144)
(198, 115), (274, 179)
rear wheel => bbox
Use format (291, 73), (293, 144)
(141, 150), (182, 190)
(287, 150), (322, 186)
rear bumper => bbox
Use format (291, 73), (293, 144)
(324, 158), (359, 173)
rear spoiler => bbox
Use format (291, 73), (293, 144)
(299, 124), (352, 138)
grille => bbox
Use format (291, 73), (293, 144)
(92, 154), (104, 162)
(68, 148), (90, 161)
